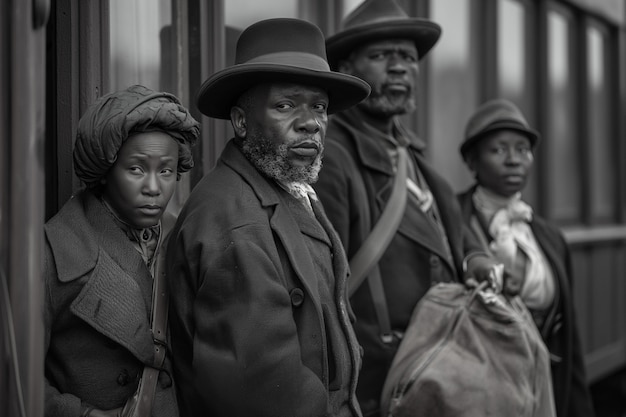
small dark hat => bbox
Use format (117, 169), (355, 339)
(326, 0), (442, 69)
(460, 98), (541, 159)
(196, 18), (371, 120)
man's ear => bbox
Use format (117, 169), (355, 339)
(338, 59), (353, 75)
(230, 106), (247, 138)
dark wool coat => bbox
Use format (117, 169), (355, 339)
(314, 112), (483, 417)
(166, 139), (363, 417)
(458, 187), (596, 417)
(44, 190), (178, 417)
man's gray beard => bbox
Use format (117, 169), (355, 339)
(241, 129), (323, 184)
(358, 88), (416, 118)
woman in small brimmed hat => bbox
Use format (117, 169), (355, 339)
(44, 85), (199, 417)
(457, 98), (596, 417)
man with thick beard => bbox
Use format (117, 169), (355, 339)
(165, 18), (371, 417)
(314, 1), (500, 415)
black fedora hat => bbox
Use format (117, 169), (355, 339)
(460, 99), (541, 160)
(196, 18), (371, 120)
(326, 0), (442, 69)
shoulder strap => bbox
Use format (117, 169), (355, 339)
(126, 218), (174, 416)
(329, 115), (408, 342)
(348, 146), (408, 296)
(348, 147), (408, 343)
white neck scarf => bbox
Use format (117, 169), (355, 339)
(473, 186), (554, 310)
(278, 181), (318, 214)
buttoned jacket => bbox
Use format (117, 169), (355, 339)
(166, 139), (362, 417)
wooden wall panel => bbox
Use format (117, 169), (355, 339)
(570, 242), (626, 382)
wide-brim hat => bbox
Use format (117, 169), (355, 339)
(460, 98), (541, 160)
(326, 0), (442, 69)
(196, 18), (371, 120)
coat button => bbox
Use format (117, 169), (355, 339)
(429, 256), (440, 268)
(290, 288), (305, 307)
(117, 369), (130, 386)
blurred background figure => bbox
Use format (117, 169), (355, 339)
(315, 1), (499, 415)
(457, 98), (595, 417)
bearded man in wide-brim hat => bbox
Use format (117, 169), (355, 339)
(166, 17), (371, 417)
(313, 1), (500, 415)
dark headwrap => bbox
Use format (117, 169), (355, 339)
(73, 85), (200, 188)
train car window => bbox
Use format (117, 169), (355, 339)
(109, 0), (195, 214)
(545, 6), (581, 224)
(225, 0), (298, 30)
(109, 0), (174, 93)
(586, 21), (616, 223)
(498, 0), (529, 103)
(429, 0), (479, 192)
(497, 0), (538, 207)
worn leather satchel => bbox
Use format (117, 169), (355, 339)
(380, 281), (556, 417)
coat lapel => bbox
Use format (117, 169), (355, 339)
(371, 152), (458, 273)
(269, 202), (323, 304)
(311, 196), (362, 403)
(283, 196), (331, 246)
(47, 191), (154, 364)
(413, 154), (464, 269)
(221, 141), (324, 307)
(394, 194), (455, 264)
(70, 248), (154, 364)
(337, 111), (458, 272)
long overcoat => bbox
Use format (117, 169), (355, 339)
(166, 139), (363, 417)
(458, 187), (595, 417)
(314, 112), (481, 416)
(44, 190), (178, 417)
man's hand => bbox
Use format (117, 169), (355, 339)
(463, 254), (504, 293)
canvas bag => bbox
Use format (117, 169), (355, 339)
(380, 282), (556, 417)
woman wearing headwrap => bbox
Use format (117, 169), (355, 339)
(44, 85), (199, 417)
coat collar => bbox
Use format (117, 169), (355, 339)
(220, 140), (325, 303)
(45, 191), (149, 284)
(45, 193), (99, 282)
(219, 139), (282, 209)
(330, 107), (426, 176)
(45, 191), (155, 363)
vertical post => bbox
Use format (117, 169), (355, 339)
(0, 0), (10, 409)
(5, 0), (49, 415)
(188, 0), (228, 182)
(48, 0), (110, 216)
